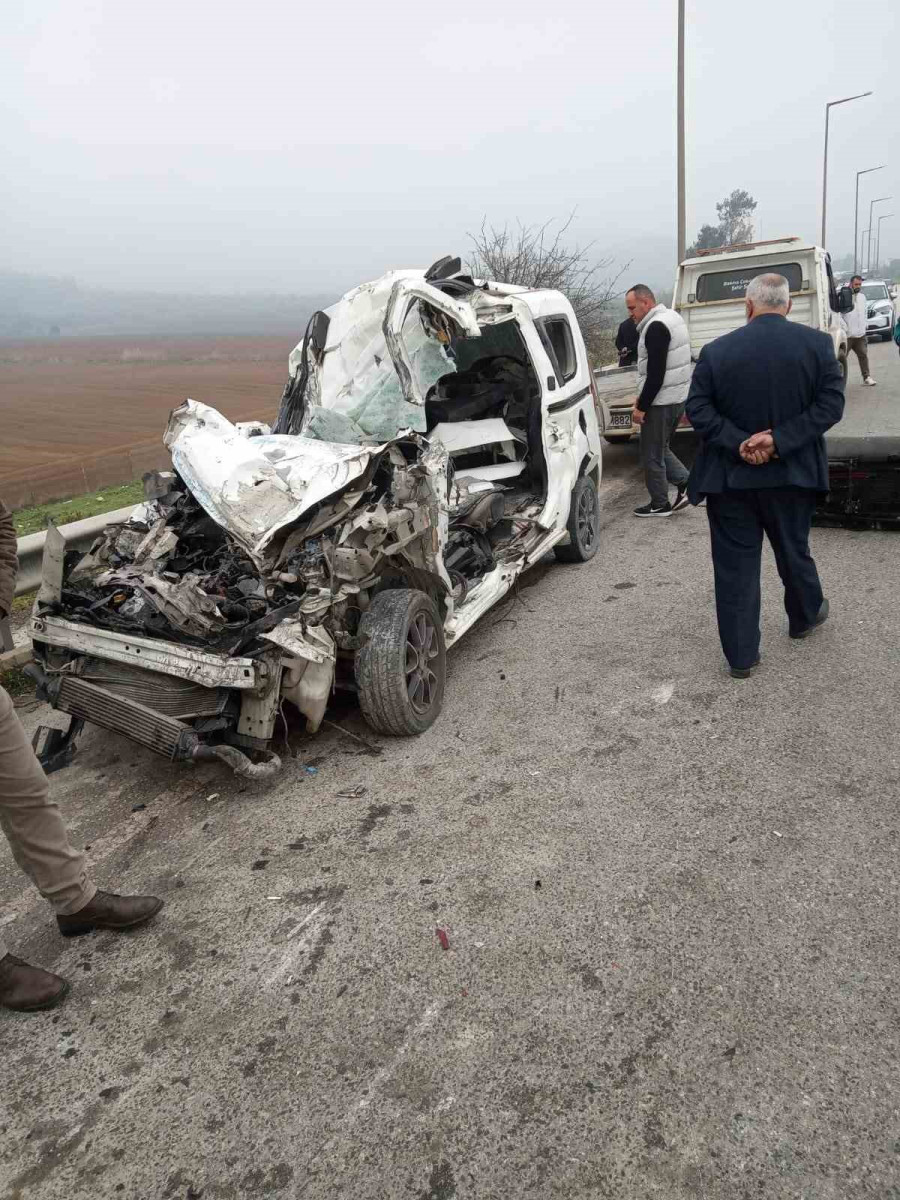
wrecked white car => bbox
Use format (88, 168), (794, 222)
(28, 257), (603, 777)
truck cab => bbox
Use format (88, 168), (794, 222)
(597, 237), (850, 443)
(676, 237), (848, 370)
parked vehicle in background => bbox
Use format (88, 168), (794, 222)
(597, 238), (851, 443)
(28, 258), (604, 776)
(859, 279), (896, 341)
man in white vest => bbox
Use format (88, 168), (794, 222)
(626, 284), (692, 516)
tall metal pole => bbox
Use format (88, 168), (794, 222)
(875, 214), (893, 275)
(820, 91), (872, 248)
(676, 0), (685, 263)
(861, 229), (870, 272)
(854, 166), (886, 274)
(868, 197), (891, 271)
(821, 105), (830, 248)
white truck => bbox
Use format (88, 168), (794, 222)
(598, 237), (851, 443)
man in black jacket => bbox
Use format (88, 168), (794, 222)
(615, 316), (639, 366)
(686, 273), (845, 678)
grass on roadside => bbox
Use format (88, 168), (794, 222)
(11, 590), (36, 613)
(0, 666), (31, 697)
(13, 480), (146, 537)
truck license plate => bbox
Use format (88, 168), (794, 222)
(610, 413), (632, 428)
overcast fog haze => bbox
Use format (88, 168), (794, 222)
(3, 0), (898, 300)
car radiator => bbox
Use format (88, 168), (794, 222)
(77, 658), (227, 719)
(54, 675), (199, 761)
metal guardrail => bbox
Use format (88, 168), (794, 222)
(1, 505), (136, 658)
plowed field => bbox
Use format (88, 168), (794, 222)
(0, 336), (292, 509)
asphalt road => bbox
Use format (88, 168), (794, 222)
(2, 352), (900, 1199)
(832, 336), (900, 438)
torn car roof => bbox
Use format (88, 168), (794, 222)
(275, 268), (525, 443)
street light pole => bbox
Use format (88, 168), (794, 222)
(875, 213), (893, 275)
(868, 197), (892, 271)
(676, 0), (685, 264)
(861, 229), (870, 272)
(854, 166), (885, 274)
(821, 91), (872, 247)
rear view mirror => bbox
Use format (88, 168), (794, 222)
(836, 285), (855, 315)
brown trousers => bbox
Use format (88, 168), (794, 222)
(847, 335), (870, 380)
(0, 685), (94, 958)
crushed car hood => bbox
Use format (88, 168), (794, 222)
(164, 400), (382, 561)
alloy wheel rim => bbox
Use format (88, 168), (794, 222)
(405, 612), (439, 713)
(577, 488), (597, 550)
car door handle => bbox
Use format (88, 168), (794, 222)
(547, 385), (591, 414)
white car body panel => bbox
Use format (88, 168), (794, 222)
(164, 400), (382, 563)
(31, 263), (603, 762)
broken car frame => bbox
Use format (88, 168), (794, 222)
(29, 258), (604, 776)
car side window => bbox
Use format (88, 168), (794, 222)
(539, 317), (578, 384)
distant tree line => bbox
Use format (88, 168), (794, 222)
(0, 271), (334, 339)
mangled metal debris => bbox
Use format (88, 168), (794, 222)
(30, 258), (605, 775)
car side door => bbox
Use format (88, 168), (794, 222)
(531, 310), (598, 529)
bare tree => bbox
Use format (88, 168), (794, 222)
(467, 214), (628, 364)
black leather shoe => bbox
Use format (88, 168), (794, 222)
(0, 953), (69, 1012)
(730, 657), (761, 679)
(790, 598), (830, 640)
(57, 891), (164, 938)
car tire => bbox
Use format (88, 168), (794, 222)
(604, 434), (631, 445)
(554, 475), (600, 564)
(838, 352), (848, 386)
(355, 589), (446, 736)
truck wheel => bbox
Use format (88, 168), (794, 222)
(355, 589), (446, 736)
(839, 352), (848, 386)
(554, 476), (600, 564)
(604, 434), (631, 445)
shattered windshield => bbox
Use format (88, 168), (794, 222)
(278, 271), (487, 446)
(304, 303), (455, 445)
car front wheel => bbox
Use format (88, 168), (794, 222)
(355, 589), (446, 735)
(554, 475), (600, 563)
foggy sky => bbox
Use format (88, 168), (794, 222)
(3, 0), (898, 298)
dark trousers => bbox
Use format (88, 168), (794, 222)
(640, 403), (690, 508)
(847, 335), (870, 380)
(706, 488), (824, 669)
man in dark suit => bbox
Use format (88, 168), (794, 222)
(615, 316), (639, 366)
(686, 273), (845, 678)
